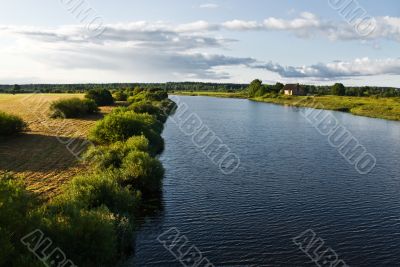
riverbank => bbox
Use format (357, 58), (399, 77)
(0, 91), (177, 266)
(173, 91), (400, 121)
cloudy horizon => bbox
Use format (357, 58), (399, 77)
(1, 0), (400, 86)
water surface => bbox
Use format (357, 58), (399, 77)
(126, 96), (400, 267)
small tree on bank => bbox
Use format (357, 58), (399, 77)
(247, 79), (263, 97)
(332, 83), (346, 96)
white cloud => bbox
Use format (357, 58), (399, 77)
(223, 13), (400, 42)
(223, 20), (260, 31)
(0, 22), (253, 82)
(255, 57), (400, 78)
(199, 3), (219, 9)
(2, 14), (400, 84)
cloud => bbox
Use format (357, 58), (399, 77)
(223, 13), (400, 42)
(2, 15), (400, 83)
(255, 57), (400, 78)
(199, 3), (219, 9)
(0, 22), (252, 81)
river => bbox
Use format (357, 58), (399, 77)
(125, 96), (400, 267)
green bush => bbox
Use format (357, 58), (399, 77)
(127, 90), (168, 104)
(127, 92), (147, 103)
(0, 111), (26, 136)
(0, 174), (42, 267)
(49, 98), (99, 118)
(41, 206), (119, 267)
(85, 135), (150, 170)
(89, 111), (163, 144)
(119, 151), (164, 194)
(85, 89), (114, 106)
(55, 172), (140, 216)
(145, 128), (164, 154)
(114, 91), (128, 101)
(128, 101), (167, 122)
(148, 90), (168, 101)
(159, 99), (177, 115)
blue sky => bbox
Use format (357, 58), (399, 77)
(0, 0), (400, 86)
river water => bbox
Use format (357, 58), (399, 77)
(125, 96), (400, 267)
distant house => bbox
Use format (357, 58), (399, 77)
(283, 84), (304, 96)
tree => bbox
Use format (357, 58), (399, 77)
(331, 83), (346, 96)
(114, 91), (128, 101)
(85, 89), (114, 106)
(274, 82), (284, 93)
(247, 79), (263, 97)
(133, 87), (143, 95)
(12, 84), (21, 95)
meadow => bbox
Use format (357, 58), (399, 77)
(253, 95), (400, 121)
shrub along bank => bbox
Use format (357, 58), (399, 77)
(0, 90), (177, 267)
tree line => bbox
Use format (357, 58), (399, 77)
(247, 80), (400, 97)
(2, 81), (399, 97)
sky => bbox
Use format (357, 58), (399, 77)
(0, 0), (400, 86)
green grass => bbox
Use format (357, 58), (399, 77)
(252, 95), (400, 121)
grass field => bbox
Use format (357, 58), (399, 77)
(0, 94), (113, 200)
(252, 95), (400, 121)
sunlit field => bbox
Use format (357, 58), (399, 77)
(0, 94), (113, 199)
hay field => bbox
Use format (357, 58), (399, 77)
(0, 94), (113, 200)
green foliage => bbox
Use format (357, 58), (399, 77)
(133, 86), (144, 95)
(128, 90), (169, 104)
(247, 79), (264, 97)
(49, 98), (99, 118)
(332, 83), (346, 96)
(0, 111), (26, 136)
(159, 99), (178, 115)
(127, 92), (147, 103)
(55, 172), (140, 215)
(85, 89), (114, 106)
(12, 84), (21, 94)
(114, 91), (128, 101)
(41, 206), (119, 267)
(274, 82), (284, 93)
(1, 83), (399, 97)
(119, 151), (164, 194)
(128, 101), (167, 122)
(84, 135), (150, 170)
(0, 90), (175, 266)
(0, 174), (42, 267)
(89, 111), (163, 145)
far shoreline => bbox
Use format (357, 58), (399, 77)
(172, 91), (400, 122)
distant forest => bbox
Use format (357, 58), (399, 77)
(1, 82), (399, 97)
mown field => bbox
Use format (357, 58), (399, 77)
(0, 94), (113, 199)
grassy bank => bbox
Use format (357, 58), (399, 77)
(0, 91), (177, 266)
(173, 91), (400, 121)
(252, 95), (400, 121)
